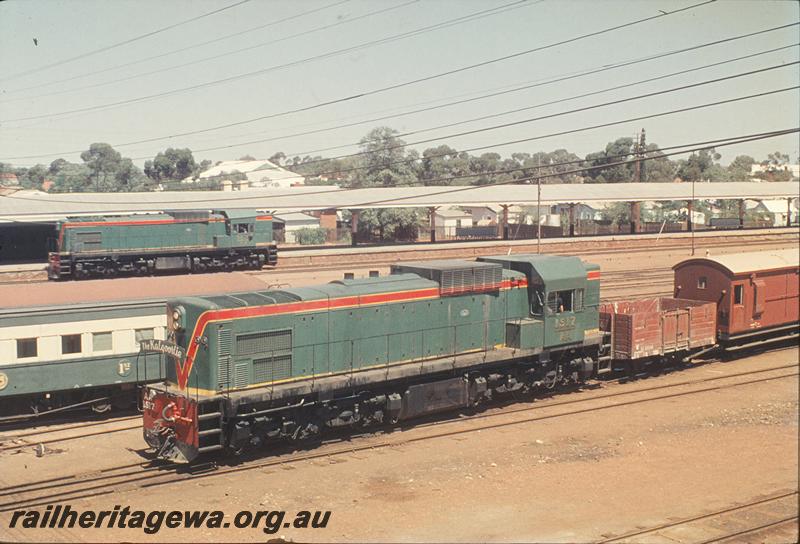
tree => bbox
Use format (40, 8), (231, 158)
(643, 144), (676, 182)
(727, 155), (755, 181)
(268, 152), (286, 165)
(238, 154), (256, 161)
(764, 151), (789, 166)
(145, 148), (197, 182)
(49, 161), (92, 193)
(754, 151), (793, 181)
(351, 127), (418, 188)
(676, 148), (726, 182)
(23, 164), (48, 189)
(81, 142), (122, 191)
(347, 208), (424, 241)
(293, 227), (327, 245)
(583, 137), (635, 182)
(419, 145), (470, 185)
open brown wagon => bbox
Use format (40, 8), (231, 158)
(600, 297), (717, 361)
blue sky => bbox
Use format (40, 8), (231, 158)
(0, 0), (798, 169)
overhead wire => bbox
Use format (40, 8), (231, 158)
(2, 128), (796, 226)
(0, 0), (716, 128)
(3, 124), (795, 209)
(0, 0), (254, 83)
(283, 58), (800, 160)
(123, 35), (799, 160)
(0, 1), (753, 163)
(3, 128), (794, 222)
(345, 128), (800, 209)
(0, 0), (424, 104)
(229, 62), (800, 170)
(0, 0), (353, 95)
(0, 0), (539, 123)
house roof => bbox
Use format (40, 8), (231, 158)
(746, 199), (798, 213)
(435, 207), (472, 218)
(190, 159), (304, 184)
(673, 248), (799, 275)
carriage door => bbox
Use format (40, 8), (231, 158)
(731, 283), (745, 329)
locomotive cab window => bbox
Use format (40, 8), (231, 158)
(697, 276), (707, 289)
(62, 334), (82, 355)
(530, 289), (544, 316)
(234, 223), (253, 234)
(17, 338), (37, 359)
(547, 290), (575, 314)
(734, 284), (744, 305)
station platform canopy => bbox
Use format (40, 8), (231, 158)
(0, 181), (798, 222)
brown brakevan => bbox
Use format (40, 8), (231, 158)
(673, 248), (799, 340)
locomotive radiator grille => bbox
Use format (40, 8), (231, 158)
(236, 329), (292, 355)
(253, 355), (292, 383)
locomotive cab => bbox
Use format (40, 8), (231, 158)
(478, 254), (601, 349)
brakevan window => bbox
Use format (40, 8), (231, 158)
(734, 284), (744, 305)
(135, 328), (155, 350)
(698, 276), (707, 289)
(17, 338), (37, 359)
(93, 331), (112, 351)
(62, 334), (82, 355)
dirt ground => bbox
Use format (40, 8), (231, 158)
(1, 347), (797, 543)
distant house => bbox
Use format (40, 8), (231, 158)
(746, 199), (799, 226)
(273, 211), (321, 243)
(551, 203), (599, 221)
(188, 159), (305, 188)
(462, 205), (528, 225)
(433, 207), (473, 236)
(750, 163), (799, 180)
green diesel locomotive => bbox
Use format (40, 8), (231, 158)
(143, 254), (602, 463)
(47, 209), (278, 280)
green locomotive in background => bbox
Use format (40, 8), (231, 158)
(143, 254), (603, 463)
(47, 209), (278, 280)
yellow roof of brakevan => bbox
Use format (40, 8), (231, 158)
(673, 248), (800, 275)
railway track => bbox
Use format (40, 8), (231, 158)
(0, 232), (795, 284)
(598, 490), (798, 543)
(0, 415), (140, 453)
(2, 358), (795, 513)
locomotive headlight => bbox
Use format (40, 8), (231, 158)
(170, 306), (186, 331)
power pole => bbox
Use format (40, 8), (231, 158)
(633, 128), (646, 183)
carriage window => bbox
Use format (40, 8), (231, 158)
(17, 338), (37, 359)
(697, 276), (707, 289)
(135, 328), (155, 350)
(93, 331), (112, 352)
(734, 284), (744, 305)
(62, 334), (82, 354)
(547, 290), (574, 314)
